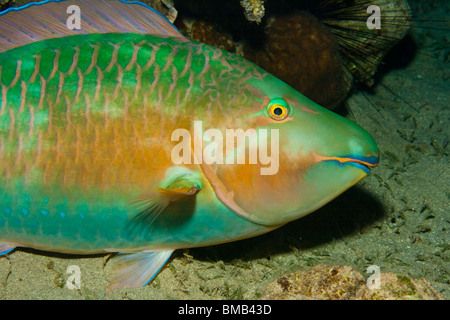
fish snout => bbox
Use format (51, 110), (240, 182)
(308, 111), (380, 175)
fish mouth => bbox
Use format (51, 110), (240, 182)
(314, 154), (379, 174)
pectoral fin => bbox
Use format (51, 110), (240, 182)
(128, 167), (202, 226)
(107, 249), (174, 292)
(129, 186), (200, 226)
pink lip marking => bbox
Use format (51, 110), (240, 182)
(301, 107), (319, 114)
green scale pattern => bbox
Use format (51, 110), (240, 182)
(0, 33), (270, 253)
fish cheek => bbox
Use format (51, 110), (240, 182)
(203, 154), (310, 226)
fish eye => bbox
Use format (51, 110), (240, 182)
(273, 107), (283, 116)
(267, 98), (290, 121)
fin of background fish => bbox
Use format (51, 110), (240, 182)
(129, 167), (202, 226)
(0, 244), (14, 255)
(108, 249), (174, 291)
(0, 0), (187, 54)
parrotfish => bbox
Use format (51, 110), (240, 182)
(0, 0), (379, 290)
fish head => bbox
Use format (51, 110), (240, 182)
(203, 73), (379, 226)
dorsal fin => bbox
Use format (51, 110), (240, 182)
(0, 0), (187, 53)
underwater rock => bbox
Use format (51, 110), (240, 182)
(263, 265), (442, 300)
(243, 10), (350, 109)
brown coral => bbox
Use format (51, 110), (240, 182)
(244, 11), (351, 109)
(191, 20), (236, 52)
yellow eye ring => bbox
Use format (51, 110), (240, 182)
(267, 98), (290, 121)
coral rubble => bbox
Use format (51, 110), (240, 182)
(263, 265), (442, 300)
(240, 0), (265, 24)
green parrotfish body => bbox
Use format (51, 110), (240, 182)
(0, 0), (379, 290)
